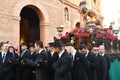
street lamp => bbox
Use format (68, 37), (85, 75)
(56, 25), (64, 37)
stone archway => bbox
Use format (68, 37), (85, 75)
(13, 0), (49, 47)
(72, 18), (81, 28)
(20, 5), (44, 44)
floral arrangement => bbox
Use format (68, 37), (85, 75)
(60, 27), (118, 41)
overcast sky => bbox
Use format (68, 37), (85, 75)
(101, 0), (120, 28)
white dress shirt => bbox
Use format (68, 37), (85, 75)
(2, 52), (7, 58)
(101, 53), (105, 56)
(72, 50), (77, 60)
(38, 49), (44, 54)
(58, 50), (65, 58)
(85, 50), (89, 57)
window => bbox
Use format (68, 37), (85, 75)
(64, 7), (69, 23)
(94, 0), (97, 4)
(93, 0), (99, 5)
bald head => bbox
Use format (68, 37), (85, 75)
(99, 45), (105, 48)
(99, 45), (105, 54)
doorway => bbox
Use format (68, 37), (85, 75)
(20, 6), (40, 44)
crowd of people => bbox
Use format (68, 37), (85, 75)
(0, 40), (110, 80)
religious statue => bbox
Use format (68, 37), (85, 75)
(79, 1), (102, 27)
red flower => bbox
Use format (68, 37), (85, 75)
(106, 35), (117, 40)
(61, 36), (68, 39)
(96, 34), (104, 38)
(77, 33), (89, 38)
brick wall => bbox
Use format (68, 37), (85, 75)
(0, 0), (102, 49)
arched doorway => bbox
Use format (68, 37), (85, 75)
(75, 22), (80, 28)
(20, 5), (43, 44)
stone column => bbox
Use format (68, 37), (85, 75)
(40, 22), (50, 46)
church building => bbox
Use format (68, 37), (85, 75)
(0, 0), (103, 48)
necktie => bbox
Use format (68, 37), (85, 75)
(2, 53), (6, 63)
(57, 57), (60, 63)
(12, 53), (14, 58)
(70, 54), (74, 67)
(70, 54), (73, 60)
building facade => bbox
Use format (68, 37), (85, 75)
(0, 0), (103, 48)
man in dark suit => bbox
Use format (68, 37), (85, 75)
(29, 43), (37, 61)
(99, 45), (110, 80)
(91, 46), (107, 80)
(97, 54), (107, 80)
(79, 44), (97, 80)
(19, 43), (31, 80)
(29, 43), (37, 80)
(0, 42), (14, 80)
(65, 43), (89, 80)
(7, 46), (19, 80)
(47, 42), (59, 80)
(34, 41), (50, 80)
(52, 41), (72, 80)
(47, 42), (59, 63)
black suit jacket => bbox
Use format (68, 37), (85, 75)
(25, 52), (37, 66)
(47, 51), (58, 80)
(10, 53), (19, 80)
(71, 52), (89, 80)
(20, 50), (31, 59)
(47, 51), (58, 64)
(29, 52), (37, 61)
(19, 50), (31, 80)
(104, 54), (111, 80)
(0, 52), (14, 80)
(86, 52), (97, 80)
(96, 54), (107, 80)
(35, 50), (50, 80)
(29, 52), (37, 80)
(53, 51), (72, 80)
